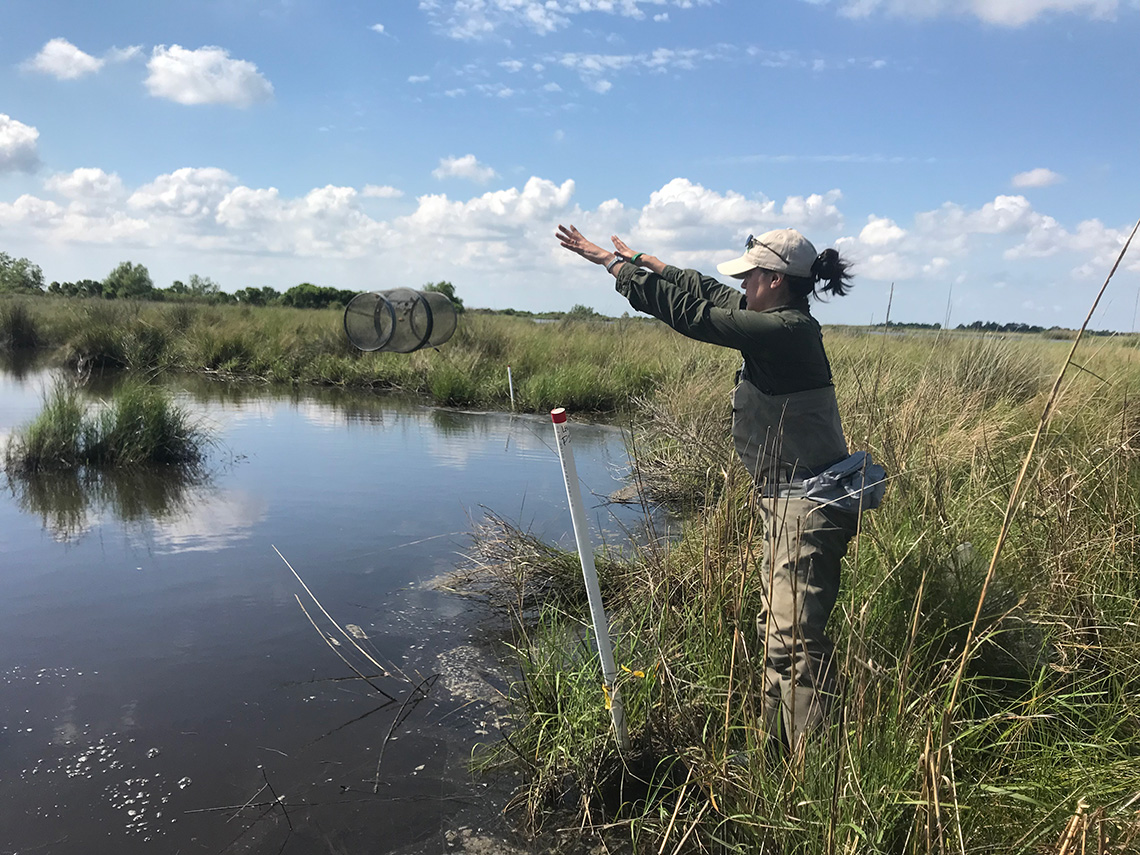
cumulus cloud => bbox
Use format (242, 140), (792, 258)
(627, 178), (844, 253)
(23, 38), (104, 79)
(419, 0), (713, 39)
(810, 0), (1121, 26)
(0, 169), (842, 276)
(22, 38), (143, 80)
(362, 184), (404, 198)
(145, 45), (274, 107)
(832, 190), (1140, 291)
(4, 169), (1135, 317)
(0, 114), (40, 173)
(45, 168), (126, 201)
(370, 23), (387, 34)
(858, 215), (907, 247)
(408, 74), (431, 83)
(432, 154), (499, 183)
(1012, 167), (1063, 188)
(128, 167), (237, 219)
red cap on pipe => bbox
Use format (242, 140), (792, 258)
(551, 408), (567, 424)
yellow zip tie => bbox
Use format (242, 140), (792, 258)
(602, 683), (613, 710)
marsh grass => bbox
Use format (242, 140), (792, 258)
(4, 380), (209, 474)
(467, 329), (1140, 854)
(15, 299), (697, 411)
(0, 298), (42, 350)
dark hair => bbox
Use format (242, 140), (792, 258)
(782, 248), (853, 300)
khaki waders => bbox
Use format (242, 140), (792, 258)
(756, 496), (856, 750)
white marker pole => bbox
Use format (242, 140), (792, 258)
(550, 407), (629, 752)
(507, 366), (516, 410)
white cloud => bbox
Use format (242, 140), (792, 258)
(23, 38), (103, 79)
(128, 167), (237, 219)
(362, 184), (404, 198)
(857, 252), (919, 281)
(654, 13), (670, 21)
(831, 191), (1140, 289)
(630, 178), (844, 252)
(45, 168), (126, 201)
(145, 45), (274, 107)
(420, 0), (713, 39)
(1012, 167), (1063, 188)
(811, 0), (1121, 26)
(499, 59), (524, 72)
(23, 38), (144, 80)
(552, 45), (731, 92)
(433, 154), (499, 183)
(475, 82), (516, 97)
(370, 23), (387, 34)
(4, 171), (1135, 318)
(408, 74), (431, 83)
(923, 257), (950, 276)
(0, 114), (40, 173)
(107, 45), (144, 63)
(858, 215), (907, 247)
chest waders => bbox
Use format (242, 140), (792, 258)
(731, 377), (856, 751)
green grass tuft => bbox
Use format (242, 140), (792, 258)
(4, 380), (209, 474)
(0, 298), (42, 350)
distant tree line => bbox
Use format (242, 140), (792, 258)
(880, 320), (942, 330)
(0, 250), (467, 313)
(956, 320), (1116, 337)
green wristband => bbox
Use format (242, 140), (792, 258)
(630, 252), (644, 264)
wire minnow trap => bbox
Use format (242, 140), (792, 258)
(343, 288), (458, 353)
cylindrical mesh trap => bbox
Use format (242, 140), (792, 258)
(342, 289), (458, 353)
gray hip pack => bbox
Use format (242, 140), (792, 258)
(796, 451), (887, 514)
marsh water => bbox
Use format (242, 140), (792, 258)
(0, 359), (644, 854)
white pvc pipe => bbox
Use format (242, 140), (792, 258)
(507, 366), (516, 410)
(550, 407), (629, 752)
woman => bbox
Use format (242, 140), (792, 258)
(556, 223), (862, 751)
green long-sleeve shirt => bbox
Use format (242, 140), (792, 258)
(614, 263), (835, 395)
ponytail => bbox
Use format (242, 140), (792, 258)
(810, 248), (853, 298)
(783, 248), (854, 300)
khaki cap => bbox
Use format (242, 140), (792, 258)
(717, 228), (818, 279)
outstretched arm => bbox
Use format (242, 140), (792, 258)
(610, 235), (667, 276)
(556, 224), (741, 309)
(556, 224), (625, 274)
(556, 224), (672, 278)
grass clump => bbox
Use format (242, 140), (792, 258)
(4, 382), (87, 472)
(0, 298), (42, 350)
(4, 380), (209, 475)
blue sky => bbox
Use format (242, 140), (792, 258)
(1, 0), (1138, 327)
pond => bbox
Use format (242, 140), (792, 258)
(0, 360), (645, 854)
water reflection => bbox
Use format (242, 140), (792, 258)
(0, 349), (42, 381)
(5, 466), (218, 543)
(0, 365), (641, 855)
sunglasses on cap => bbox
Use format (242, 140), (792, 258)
(745, 234), (791, 265)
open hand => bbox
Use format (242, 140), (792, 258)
(611, 235), (635, 258)
(557, 224), (611, 266)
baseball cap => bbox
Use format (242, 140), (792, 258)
(716, 228), (818, 279)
